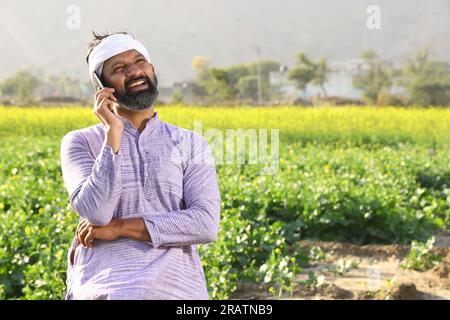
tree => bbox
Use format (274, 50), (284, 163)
(45, 73), (82, 97)
(236, 75), (258, 101)
(288, 52), (330, 96)
(246, 60), (280, 101)
(192, 57), (280, 103)
(402, 49), (450, 106)
(312, 58), (330, 96)
(192, 56), (211, 72)
(192, 56), (232, 103)
(0, 69), (40, 104)
(171, 89), (184, 104)
(352, 50), (393, 104)
(198, 68), (236, 103)
(192, 56), (211, 89)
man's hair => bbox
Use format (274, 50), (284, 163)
(85, 31), (135, 64)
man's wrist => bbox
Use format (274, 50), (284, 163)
(105, 126), (124, 154)
(111, 218), (124, 238)
(110, 218), (152, 242)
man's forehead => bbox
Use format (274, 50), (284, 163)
(104, 49), (143, 67)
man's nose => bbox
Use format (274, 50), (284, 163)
(125, 63), (145, 79)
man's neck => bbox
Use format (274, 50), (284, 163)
(116, 106), (155, 133)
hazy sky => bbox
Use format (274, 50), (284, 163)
(0, 0), (449, 86)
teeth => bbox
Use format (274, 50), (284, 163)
(129, 80), (146, 88)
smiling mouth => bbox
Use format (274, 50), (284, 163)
(127, 79), (149, 91)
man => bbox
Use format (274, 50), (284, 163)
(60, 32), (221, 300)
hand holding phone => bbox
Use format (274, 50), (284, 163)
(92, 73), (124, 153)
(92, 73), (123, 130)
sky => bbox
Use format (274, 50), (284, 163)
(0, 0), (449, 86)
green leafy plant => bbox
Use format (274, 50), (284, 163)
(260, 249), (299, 299)
(0, 106), (449, 299)
(299, 271), (325, 288)
(401, 237), (442, 271)
(308, 246), (330, 262)
(325, 258), (361, 277)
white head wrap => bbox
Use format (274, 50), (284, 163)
(87, 33), (152, 85)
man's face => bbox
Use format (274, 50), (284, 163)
(101, 49), (159, 111)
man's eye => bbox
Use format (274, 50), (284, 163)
(113, 66), (123, 73)
(137, 59), (146, 63)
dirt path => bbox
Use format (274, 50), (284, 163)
(231, 231), (450, 300)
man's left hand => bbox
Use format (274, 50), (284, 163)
(76, 219), (121, 248)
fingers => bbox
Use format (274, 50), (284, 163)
(95, 92), (118, 107)
(76, 220), (85, 244)
(95, 87), (116, 99)
(96, 99), (123, 127)
(96, 92), (118, 104)
(76, 219), (97, 248)
(98, 98), (115, 111)
(77, 221), (91, 247)
(76, 219), (88, 238)
(95, 87), (115, 97)
(84, 229), (96, 248)
(94, 88), (118, 116)
(93, 88), (123, 129)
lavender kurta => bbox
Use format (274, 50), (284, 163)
(60, 111), (221, 300)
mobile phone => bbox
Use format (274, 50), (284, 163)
(93, 72), (104, 92)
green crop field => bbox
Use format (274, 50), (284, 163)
(0, 105), (449, 299)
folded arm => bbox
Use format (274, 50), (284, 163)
(142, 134), (221, 248)
(76, 134), (221, 248)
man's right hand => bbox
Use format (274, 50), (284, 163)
(94, 88), (123, 130)
(94, 88), (124, 154)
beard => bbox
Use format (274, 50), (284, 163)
(105, 74), (159, 111)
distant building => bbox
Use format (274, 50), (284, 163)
(270, 59), (408, 102)
(269, 65), (298, 101)
(157, 86), (174, 103)
(157, 81), (203, 104)
(270, 60), (368, 100)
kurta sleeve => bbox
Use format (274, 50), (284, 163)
(143, 134), (221, 248)
(60, 130), (123, 226)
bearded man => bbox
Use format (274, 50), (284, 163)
(60, 32), (221, 300)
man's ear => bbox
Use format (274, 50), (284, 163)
(149, 63), (155, 73)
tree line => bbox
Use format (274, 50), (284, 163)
(1, 48), (449, 106)
(187, 48), (450, 106)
